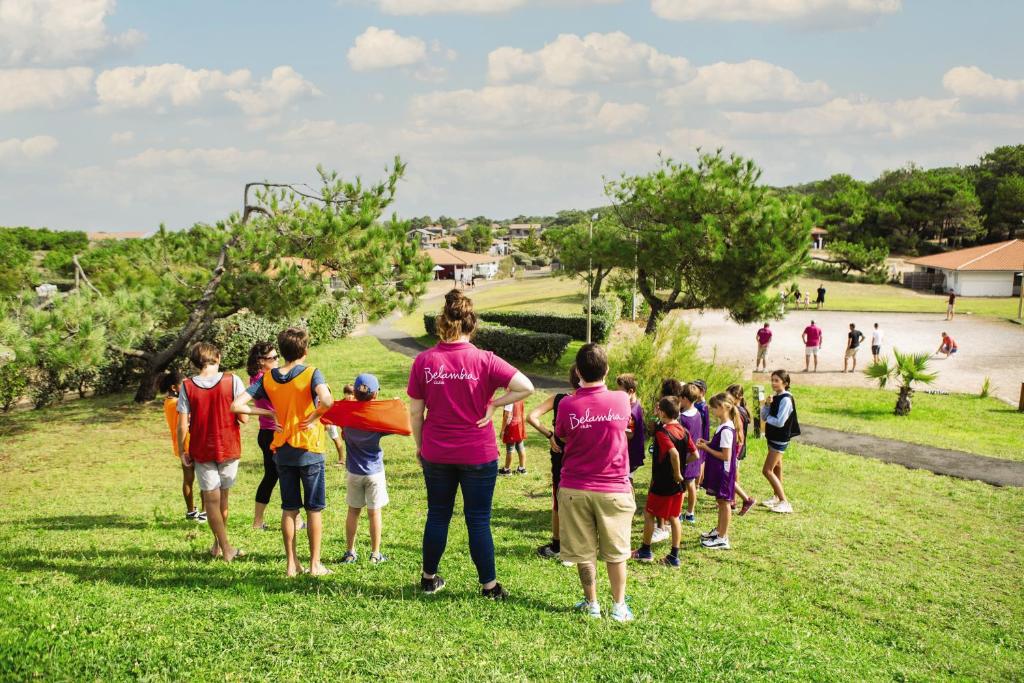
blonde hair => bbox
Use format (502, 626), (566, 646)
(708, 392), (744, 448)
(436, 289), (477, 342)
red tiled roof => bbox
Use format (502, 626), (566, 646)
(906, 240), (1024, 272)
(424, 247), (499, 266)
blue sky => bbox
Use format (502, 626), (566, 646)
(1, 0), (1022, 231)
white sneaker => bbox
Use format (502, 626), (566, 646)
(762, 497), (780, 508)
(699, 528), (719, 540)
(650, 527), (670, 544)
(771, 501), (793, 514)
(574, 599), (602, 618)
(610, 602), (634, 623)
(701, 536), (731, 550)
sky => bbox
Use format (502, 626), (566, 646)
(1, 0), (1023, 232)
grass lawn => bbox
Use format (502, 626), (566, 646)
(793, 385), (1024, 462)
(796, 277), (1022, 320)
(1, 336), (1023, 680)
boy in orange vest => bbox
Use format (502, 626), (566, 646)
(160, 371), (205, 522)
(232, 327), (335, 577)
(177, 342), (248, 561)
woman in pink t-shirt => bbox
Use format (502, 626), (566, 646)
(407, 290), (534, 599)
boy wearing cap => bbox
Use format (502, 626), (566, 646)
(340, 373), (392, 565)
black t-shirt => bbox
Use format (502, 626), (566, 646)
(948, 292), (956, 305)
(848, 330), (864, 348)
(816, 287), (826, 301)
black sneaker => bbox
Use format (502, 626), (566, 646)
(515, 467), (527, 475)
(536, 543), (559, 559)
(482, 582), (509, 600)
(421, 574), (446, 594)
(498, 467), (512, 476)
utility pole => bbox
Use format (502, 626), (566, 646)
(586, 212), (598, 343)
(631, 228), (638, 321)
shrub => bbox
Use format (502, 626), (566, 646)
(304, 298), (357, 346)
(0, 364), (29, 411)
(203, 310), (278, 372)
(512, 253), (530, 266)
(805, 261), (887, 285)
(980, 376), (991, 399)
(590, 295), (622, 328)
(476, 311), (613, 344)
(422, 314), (570, 364)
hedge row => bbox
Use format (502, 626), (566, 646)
(423, 314), (570, 364)
(473, 295), (621, 344)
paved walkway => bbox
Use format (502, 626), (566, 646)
(365, 276), (1023, 487)
(800, 424), (1024, 487)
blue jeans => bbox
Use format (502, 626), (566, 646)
(421, 458), (498, 584)
(276, 461), (327, 511)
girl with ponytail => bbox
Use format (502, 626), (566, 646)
(695, 392), (742, 550)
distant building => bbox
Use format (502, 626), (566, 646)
(508, 223), (542, 240)
(424, 247), (501, 281)
(87, 230), (152, 241)
(906, 239), (1024, 296)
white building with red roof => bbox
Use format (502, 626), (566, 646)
(906, 240), (1024, 297)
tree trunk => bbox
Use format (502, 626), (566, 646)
(590, 267), (608, 299)
(644, 301), (663, 335)
(894, 385), (913, 416)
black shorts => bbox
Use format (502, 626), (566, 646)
(872, 345), (881, 355)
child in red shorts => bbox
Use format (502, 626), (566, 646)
(632, 396), (696, 568)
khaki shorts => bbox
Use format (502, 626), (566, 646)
(346, 472), (389, 509)
(756, 344), (769, 361)
(195, 459), (239, 492)
(845, 347), (859, 359)
(557, 487), (635, 564)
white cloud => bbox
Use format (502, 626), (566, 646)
(488, 31), (690, 86)
(0, 67), (93, 112)
(117, 147), (268, 172)
(411, 85), (599, 130)
(224, 66), (320, 116)
(95, 64), (251, 110)
(596, 102), (649, 133)
(660, 60), (831, 105)
(0, 135), (58, 160)
(0, 0), (143, 65)
(347, 27), (428, 70)
(724, 97), (962, 137)
(651, 0), (901, 26)
(943, 66), (1024, 102)
(109, 130), (134, 144)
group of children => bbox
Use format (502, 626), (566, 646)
(162, 327), (396, 576)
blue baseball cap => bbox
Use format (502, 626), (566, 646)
(354, 373), (380, 394)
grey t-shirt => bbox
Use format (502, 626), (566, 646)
(177, 373), (246, 413)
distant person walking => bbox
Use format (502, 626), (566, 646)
(755, 323), (772, 372)
(936, 331), (958, 358)
(844, 323), (865, 373)
(802, 320), (823, 372)
(871, 323), (883, 364)
(946, 290), (956, 321)
(815, 284), (826, 310)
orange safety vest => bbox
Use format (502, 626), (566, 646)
(264, 366), (325, 453)
(164, 397), (190, 457)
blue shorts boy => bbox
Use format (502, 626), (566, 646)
(277, 459), (327, 511)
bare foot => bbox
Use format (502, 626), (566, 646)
(286, 564), (305, 577)
(209, 543), (222, 558)
(309, 563), (333, 577)
(223, 548), (247, 562)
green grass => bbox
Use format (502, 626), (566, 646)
(796, 277), (1022, 320)
(1, 336), (1023, 680)
(794, 384), (1024, 462)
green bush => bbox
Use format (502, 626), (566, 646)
(304, 298), (357, 346)
(422, 314), (570, 364)
(805, 261), (888, 284)
(590, 295), (622, 328)
(476, 310), (614, 343)
(0, 364), (29, 411)
(203, 310), (278, 372)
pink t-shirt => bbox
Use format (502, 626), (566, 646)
(804, 325), (822, 347)
(555, 385), (632, 493)
(407, 341), (518, 465)
(249, 372), (276, 431)
(756, 328), (773, 345)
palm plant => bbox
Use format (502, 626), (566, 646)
(865, 349), (938, 416)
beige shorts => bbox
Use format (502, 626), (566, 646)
(756, 344), (769, 361)
(195, 459), (239, 492)
(346, 472), (389, 509)
(805, 345), (820, 356)
(845, 347), (859, 359)
(557, 487), (636, 564)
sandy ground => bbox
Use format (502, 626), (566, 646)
(681, 309), (1024, 404)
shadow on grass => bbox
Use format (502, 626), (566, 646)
(19, 514), (178, 531)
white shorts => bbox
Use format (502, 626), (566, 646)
(805, 345), (820, 356)
(326, 424), (340, 439)
(346, 471), (389, 509)
(195, 459), (239, 492)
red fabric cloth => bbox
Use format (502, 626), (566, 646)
(646, 492), (684, 518)
(183, 375), (241, 463)
(320, 399), (412, 436)
(502, 401), (526, 444)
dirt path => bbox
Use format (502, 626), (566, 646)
(681, 309), (1024, 404)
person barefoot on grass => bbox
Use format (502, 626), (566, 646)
(233, 327), (334, 577)
(632, 396), (693, 568)
(759, 370), (801, 515)
(177, 342), (248, 562)
(527, 365), (581, 561)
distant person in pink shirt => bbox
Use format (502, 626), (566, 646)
(802, 321), (823, 372)
(555, 343), (636, 623)
(407, 289), (534, 600)
(755, 323), (772, 372)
